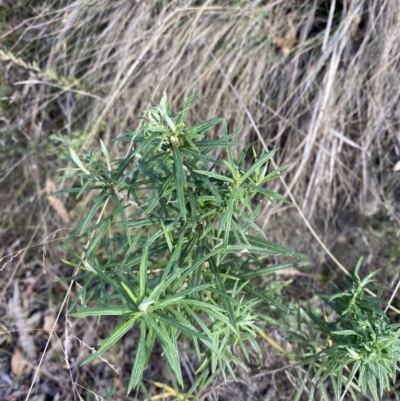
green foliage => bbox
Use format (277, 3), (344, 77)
(58, 92), (304, 394)
(57, 93), (400, 399)
(294, 258), (400, 401)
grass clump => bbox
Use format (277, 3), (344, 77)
(59, 93), (305, 394)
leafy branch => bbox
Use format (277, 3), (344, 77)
(58, 93), (304, 394)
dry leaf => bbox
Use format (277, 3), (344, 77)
(27, 311), (42, 328)
(30, 395), (45, 401)
(394, 160), (400, 171)
(46, 177), (70, 222)
(45, 176), (56, 193)
(273, 19), (298, 55)
(11, 348), (26, 376)
(350, 15), (364, 41)
(43, 314), (56, 332)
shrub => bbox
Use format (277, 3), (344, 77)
(59, 93), (305, 394)
(292, 259), (400, 401)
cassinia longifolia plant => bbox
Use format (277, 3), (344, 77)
(58, 93), (305, 393)
(58, 93), (400, 400)
(292, 259), (400, 401)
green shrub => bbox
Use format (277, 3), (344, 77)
(58, 93), (400, 400)
(293, 259), (400, 401)
(58, 93), (305, 394)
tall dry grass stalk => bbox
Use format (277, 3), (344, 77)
(2, 1), (399, 240)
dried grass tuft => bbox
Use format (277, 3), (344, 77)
(2, 1), (399, 238)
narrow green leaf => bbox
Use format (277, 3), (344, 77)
(182, 148), (222, 166)
(331, 330), (359, 336)
(195, 140), (241, 148)
(51, 186), (103, 195)
(191, 236), (205, 291)
(176, 94), (196, 125)
(85, 211), (116, 257)
(113, 217), (166, 229)
(69, 146), (90, 174)
(194, 173), (223, 204)
(359, 364), (367, 395)
(69, 305), (133, 317)
(243, 183), (290, 204)
(120, 227), (144, 271)
(159, 231), (185, 281)
(172, 145), (186, 221)
(260, 162), (291, 183)
(140, 240), (149, 300)
(120, 282), (138, 304)
(223, 122), (234, 167)
(186, 117), (226, 137)
(239, 211), (269, 241)
(82, 313), (140, 364)
(127, 319), (147, 392)
(227, 233), (307, 259)
(181, 369), (209, 401)
(150, 265), (189, 301)
(170, 247), (221, 291)
(152, 312), (208, 341)
(187, 188), (198, 229)
(100, 139), (111, 171)
(155, 284), (212, 309)
(182, 299), (236, 332)
(84, 261), (136, 306)
(293, 370), (309, 401)
(74, 191), (108, 237)
(144, 327), (157, 364)
(166, 307), (222, 356)
(209, 256), (236, 328)
(245, 285), (289, 313)
(143, 315), (183, 387)
(160, 220), (173, 252)
(220, 185), (236, 246)
(111, 190), (131, 245)
(237, 144), (250, 166)
(241, 149), (276, 181)
(238, 261), (309, 279)
(193, 169), (234, 183)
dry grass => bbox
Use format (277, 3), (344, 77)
(1, 0), (400, 399)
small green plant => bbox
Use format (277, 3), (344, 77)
(58, 93), (305, 394)
(294, 258), (400, 401)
